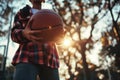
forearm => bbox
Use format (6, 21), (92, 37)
(11, 28), (29, 44)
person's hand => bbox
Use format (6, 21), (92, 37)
(22, 19), (43, 43)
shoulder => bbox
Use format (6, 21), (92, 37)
(18, 5), (32, 18)
(20, 5), (31, 12)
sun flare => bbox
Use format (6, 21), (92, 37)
(62, 37), (73, 47)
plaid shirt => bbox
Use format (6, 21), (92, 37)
(11, 5), (59, 68)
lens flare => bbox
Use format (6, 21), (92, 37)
(63, 38), (72, 47)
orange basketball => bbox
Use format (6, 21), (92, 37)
(30, 9), (64, 42)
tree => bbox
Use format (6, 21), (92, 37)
(51, 0), (120, 80)
(0, 0), (120, 80)
(0, 0), (28, 80)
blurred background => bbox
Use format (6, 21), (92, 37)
(0, 0), (120, 80)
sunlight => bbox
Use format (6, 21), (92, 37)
(62, 37), (73, 47)
(63, 39), (71, 46)
(72, 32), (79, 41)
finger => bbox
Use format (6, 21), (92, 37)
(35, 37), (44, 41)
(29, 30), (42, 36)
(29, 34), (43, 41)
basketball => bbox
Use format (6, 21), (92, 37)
(30, 9), (64, 42)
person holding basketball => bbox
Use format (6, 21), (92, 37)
(11, 0), (61, 80)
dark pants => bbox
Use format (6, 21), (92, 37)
(13, 63), (60, 80)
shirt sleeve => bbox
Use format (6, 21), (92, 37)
(11, 11), (30, 44)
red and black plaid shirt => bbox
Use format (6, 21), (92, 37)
(11, 5), (59, 68)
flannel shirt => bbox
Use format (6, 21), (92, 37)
(11, 5), (59, 68)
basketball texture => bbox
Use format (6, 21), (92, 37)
(30, 9), (64, 42)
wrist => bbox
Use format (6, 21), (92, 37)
(22, 30), (29, 41)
